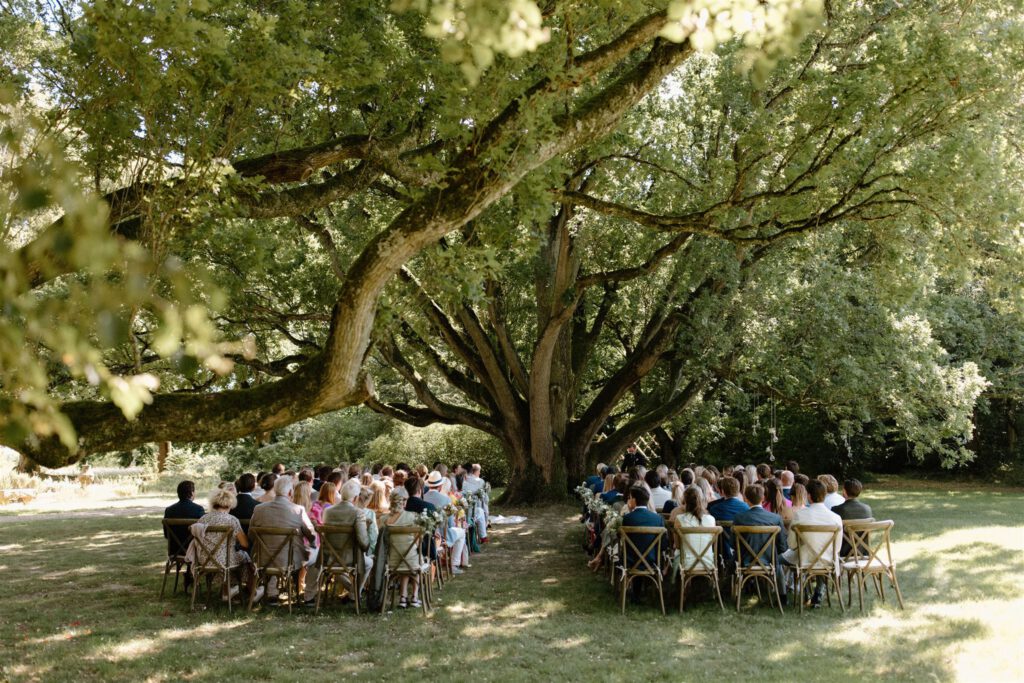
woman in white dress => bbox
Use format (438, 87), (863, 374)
(673, 486), (716, 570)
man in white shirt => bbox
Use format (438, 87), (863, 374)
(818, 474), (846, 509)
(782, 479), (842, 607)
(461, 464), (489, 542)
(645, 470), (672, 511)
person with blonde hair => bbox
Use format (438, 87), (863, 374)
(790, 482), (809, 511)
(818, 474), (845, 509)
(192, 488), (252, 601)
(367, 480), (389, 516)
(381, 488), (422, 608)
(356, 486), (380, 553)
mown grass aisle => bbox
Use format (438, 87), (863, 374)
(1, 483), (1022, 682)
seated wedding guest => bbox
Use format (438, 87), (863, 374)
(271, 463), (286, 475)
(819, 474), (845, 509)
(786, 460), (800, 475)
(782, 480), (841, 607)
(392, 469), (408, 491)
(313, 465), (331, 492)
(832, 479), (872, 520)
(656, 464), (669, 487)
(415, 464), (429, 481)
(356, 486), (380, 554)
(646, 470), (672, 511)
(780, 470), (795, 500)
(164, 480), (204, 590)
(395, 462), (410, 474)
(763, 478), (793, 525)
(733, 483), (788, 601)
(191, 487), (252, 600)
(672, 486), (716, 570)
(231, 473), (260, 523)
(745, 465), (758, 487)
(360, 472), (373, 487)
(832, 478), (873, 557)
(664, 481), (685, 513)
(790, 482), (808, 511)
(696, 476), (717, 503)
(256, 473), (278, 503)
(681, 468), (695, 489)
(601, 475), (629, 505)
(371, 463), (383, 481)
(722, 465), (734, 477)
(292, 480), (319, 603)
(621, 486), (664, 568)
(709, 476), (750, 563)
(404, 475), (437, 561)
(298, 468), (314, 487)
(424, 471), (468, 573)
(380, 465), (395, 484)
(756, 463), (772, 482)
(323, 480), (373, 594)
(586, 464), (606, 493)
(794, 473), (810, 487)
(381, 489), (423, 608)
(348, 464), (363, 480)
(310, 482), (337, 528)
(367, 480), (389, 516)
(601, 473), (616, 495)
(249, 477), (316, 606)
(700, 468), (717, 492)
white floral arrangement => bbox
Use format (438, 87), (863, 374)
(415, 510), (445, 534)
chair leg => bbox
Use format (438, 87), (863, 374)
(833, 575), (845, 613)
(190, 572), (200, 612)
(797, 574), (804, 614)
(735, 575), (744, 612)
(657, 577), (666, 616)
(621, 576), (629, 615)
(225, 570), (233, 614)
(857, 572), (866, 612)
(160, 560), (171, 599)
(679, 574), (686, 614)
(774, 577), (784, 615)
(890, 570), (905, 609)
(713, 572), (725, 611)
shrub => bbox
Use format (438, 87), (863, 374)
(364, 423), (510, 485)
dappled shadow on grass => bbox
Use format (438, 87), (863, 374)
(0, 496), (1020, 682)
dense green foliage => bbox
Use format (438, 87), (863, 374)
(2, 0), (1023, 493)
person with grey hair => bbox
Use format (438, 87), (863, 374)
(381, 488), (422, 608)
(323, 479), (373, 595)
(249, 475), (316, 606)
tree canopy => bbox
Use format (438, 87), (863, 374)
(2, 0), (1022, 498)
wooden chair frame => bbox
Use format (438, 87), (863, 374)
(616, 526), (667, 615)
(674, 525), (725, 612)
(841, 520), (904, 612)
(247, 526), (302, 613)
(188, 525), (238, 612)
(788, 524), (844, 614)
(381, 526), (429, 614)
(733, 525), (784, 614)
(315, 524), (362, 615)
(160, 518), (195, 599)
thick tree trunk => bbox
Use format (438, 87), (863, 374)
(157, 441), (169, 473)
(500, 447), (570, 503)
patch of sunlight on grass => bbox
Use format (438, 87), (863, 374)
(0, 543), (24, 551)
(92, 621), (248, 663)
(946, 598), (1024, 682)
(401, 654), (429, 669)
(42, 565), (99, 579)
(552, 636), (590, 650)
(541, 577), (559, 584)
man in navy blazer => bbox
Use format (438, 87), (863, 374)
(230, 473), (260, 523)
(733, 483), (788, 601)
(621, 486), (664, 568)
(163, 480), (204, 590)
(708, 476), (749, 562)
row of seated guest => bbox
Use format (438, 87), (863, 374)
(581, 459), (875, 608)
(163, 462), (491, 608)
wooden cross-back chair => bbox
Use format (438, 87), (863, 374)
(188, 525), (238, 612)
(789, 524), (845, 614)
(674, 525), (725, 612)
(315, 524), (362, 615)
(733, 525), (784, 614)
(160, 518), (195, 599)
(381, 526), (429, 614)
(247, 526), (302, 613)
(616, 526), (668, 615)
(841, 519), (905, 612)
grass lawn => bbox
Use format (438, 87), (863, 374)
(0, 481), (1021, 682)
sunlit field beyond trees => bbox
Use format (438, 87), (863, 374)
(1, 479), (1021, 683)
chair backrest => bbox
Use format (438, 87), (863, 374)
(674, 525), (723, 573)
(249, 525), (301, 571)
(162, 518), (196, 558)
(191, 525), (234, 573)
(791, 524), (841, 571)
(733, 525), (780, 573)
(386, 525), (425, 573)
(842, 519), (895, 569)
(618, 526), (667, 575)
(317, 524), (359, 569)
